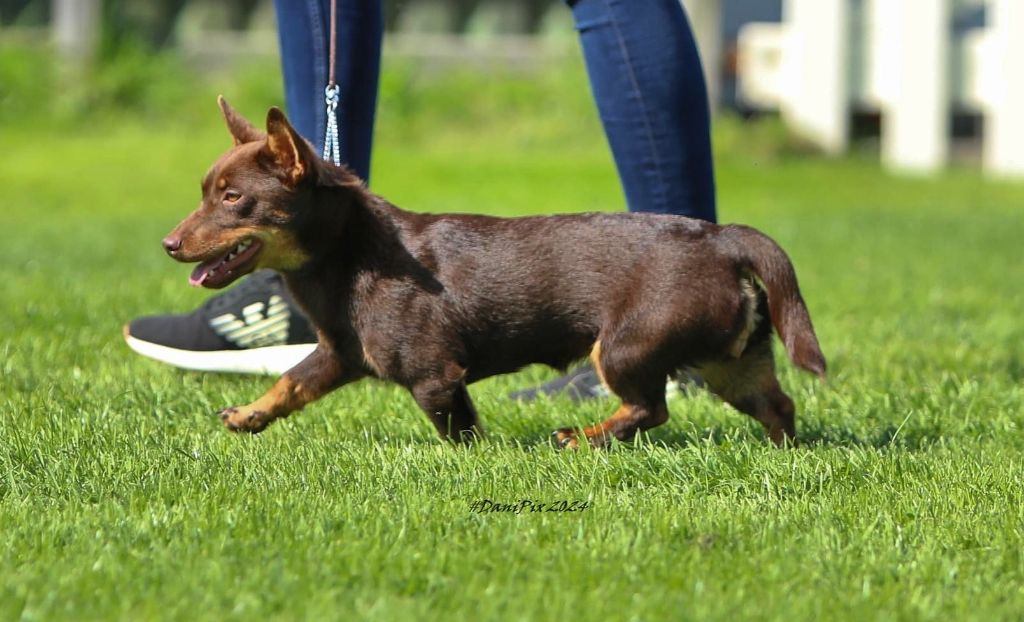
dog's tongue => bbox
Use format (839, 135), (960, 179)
(189, 258), (219, 287)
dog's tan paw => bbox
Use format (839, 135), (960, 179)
(551, 427), (614, 449)
(551, 428), (580, 449)
(218, 406), (270, 433)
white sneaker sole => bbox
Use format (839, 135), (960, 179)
(123, 329), (316, 376)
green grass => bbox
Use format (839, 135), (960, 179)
(2, 56), (1024, 621)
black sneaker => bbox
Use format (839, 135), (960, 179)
(123, 271), (317, 375)
(508, 365), (611, 402)
(509, 364), (706, 403)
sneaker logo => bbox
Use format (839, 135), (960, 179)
(208, 295), (290, 348)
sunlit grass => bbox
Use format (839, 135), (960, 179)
(1, 58), (1023, 621)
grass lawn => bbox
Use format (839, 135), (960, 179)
(1, 59), (1024, 621)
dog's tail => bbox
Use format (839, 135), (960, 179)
(720, 224), (826, 377)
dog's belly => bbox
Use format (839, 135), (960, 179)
(462, 326), (596, 382)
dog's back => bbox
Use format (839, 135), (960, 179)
(356, 209), (822, 387)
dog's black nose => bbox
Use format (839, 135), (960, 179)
(162, 236), (182, 254)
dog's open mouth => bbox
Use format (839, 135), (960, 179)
(189, 238), (262, 289)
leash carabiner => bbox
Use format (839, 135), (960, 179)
(323, 83), (341, 166)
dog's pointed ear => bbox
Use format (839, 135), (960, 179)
(264, 106), (309, 186)
(218, 95), (264, 145)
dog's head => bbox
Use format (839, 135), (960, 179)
(162, 97), (355, 289)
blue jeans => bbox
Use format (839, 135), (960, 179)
(273, 0), (382, 183)
(273, 0), (715, 222)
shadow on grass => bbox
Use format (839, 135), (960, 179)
(499, 414), (941, 452)
(644, 422), (940, 452)
(182, 376), (940, 453)
(796, 423), (940, 450)
(206, 417), (941, 454)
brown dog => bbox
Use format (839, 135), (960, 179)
(161, 98), (825, 447)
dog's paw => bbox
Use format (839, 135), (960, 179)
(551, 428), (580, 450)
(551, 427), (614, 449)
(218, 406), (270, 434)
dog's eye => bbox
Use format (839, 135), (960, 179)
(223, 191), (242, 204)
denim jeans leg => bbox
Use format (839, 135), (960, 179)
(273, 0), (382, 183)
(568, 0), (716, 221)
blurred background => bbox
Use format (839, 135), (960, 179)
(2, 0), (1022, 176)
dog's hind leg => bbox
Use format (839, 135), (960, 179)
(553, 399), (668, 449)
(696, 336), (797, 447)
(410, 364), (483, 443)
(553, 339), (669, 448)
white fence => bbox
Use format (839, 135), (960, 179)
(48, 0), (1022, 176)
(735, 0), (1024, 177)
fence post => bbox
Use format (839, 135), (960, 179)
(780, 0), (850, 155)
(881, 0), (950, 174)
(51, 0), (100, 61)
(681, 0), (723, 111)
(984, 0), (1024, 177)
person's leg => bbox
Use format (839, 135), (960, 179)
(124, 0), (383, 374)
(571, 0), (716, 220)
(512, 0), (716, 401)
(274, 0), (381, 180)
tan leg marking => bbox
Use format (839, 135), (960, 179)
(589, 339), (608, 389)
(220, 375), (321, 432)
(728, 277), (760, 358)
(553, 402), (669, 449)
(697, 340), (797, 447)
(220, 346), (351, 433)
(362, 346), (384, 377)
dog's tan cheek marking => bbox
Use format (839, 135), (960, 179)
(253, 229), (311, 271)
(184, 225), (255, 259)
(213, 226), (261, 245)
(217, 178), (227, 190)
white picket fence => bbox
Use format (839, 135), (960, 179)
(735, 0), (1024, 177)
(49, 0), (1022, 176)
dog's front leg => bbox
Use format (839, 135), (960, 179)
(410, 364), (483, 443)
(220, 345), (355, 433)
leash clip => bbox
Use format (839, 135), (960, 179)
(323, 84), (341, 166)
